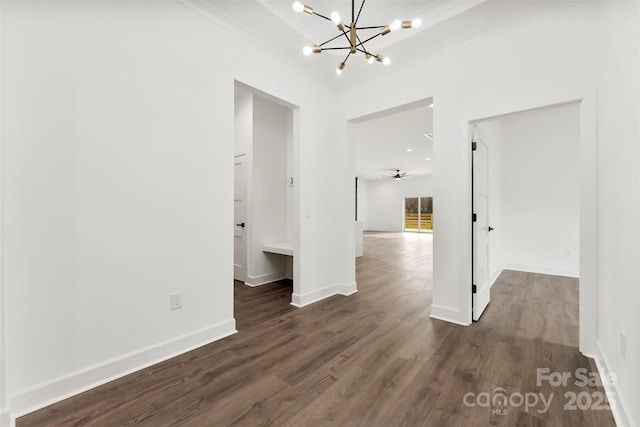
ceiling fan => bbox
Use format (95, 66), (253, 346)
(380, 169), (415, 180)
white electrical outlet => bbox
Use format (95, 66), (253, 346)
(620, 331), (627, 359)
(170, 292), (183, 311)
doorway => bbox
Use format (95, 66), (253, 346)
(233, 81), (299, 316)
(352, 98), (435, 312)
(470, 102), (581, 322)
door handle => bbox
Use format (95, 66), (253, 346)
(236, 222), (245, 228)
(488, 226), (494, 232)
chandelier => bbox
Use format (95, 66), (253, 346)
(292, 0), (422, 75)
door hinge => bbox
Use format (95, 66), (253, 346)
(472, 141), (477, 151)
(472, 213), (477, 222)
(472, 284), (477, 293)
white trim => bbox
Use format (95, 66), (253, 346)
(430, 304), (471, 326)
(9, 319), (236, 420)
(290, 282), (357, 308)
(489, 268), (504, 288)
(0, 408), (10, 427)
(577, 92), (598, 357)
(336, 282), (358, 296)
(504, 264), (579, 278)
(364, 228), (403, 233)
(589, 342), (635, 427)
(245, 272), (288, 287)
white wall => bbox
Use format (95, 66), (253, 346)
(356, 178), (368, 229)
(4, 2), (239, 416)
(365, 175), (433, 232)
(0, 2), (6, 424)
(247, 95), (289, 285)
(286, 110), (294, 243)
(595, 2), (640, 425)
(2, 0), (354, 421)
(502, 104), (580, 277)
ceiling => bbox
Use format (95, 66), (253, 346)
(355, 102), (433, 181)
(205, 0), (577, 180)
(186, 0), (578, 92)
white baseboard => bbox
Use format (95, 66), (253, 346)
(504, 264), (579, 278)
(337, 282), (358, 296)
(291, 282), (358, 308)
(245, 272), (287, 287)
(589, 342), (635, 427)
(489, 268), (504, 287)
(363, 228), (402, 233)
(0, 408), (10, 427)
(430, 304), (471, 326)
(10, 319), (237, 421)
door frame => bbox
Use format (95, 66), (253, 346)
(471, 137), (490, 321)
(233, 151), (248, 283)
(466, 96), (597, 357)
(233, 80), (301, 306)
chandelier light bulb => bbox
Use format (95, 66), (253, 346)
(390, 19), (402, 31)
(292, 1), (303, 12)
(330, 11), (341, 25)
(336, 62), (345, 75)
(303, 46), (312, 56)
(412, 18), (422, 28)
(383, 57), (391, 65)
(366, 54), (375, 64)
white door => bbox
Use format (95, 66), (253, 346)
(234, 153), (247, 282)
(473, 139), (491, 320)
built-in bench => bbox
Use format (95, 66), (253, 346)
(262, 241), (294, 256)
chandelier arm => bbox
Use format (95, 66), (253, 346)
(358, 32), (382, 45)
(354, 33), (370, 55)
(356, 37), (375, 56)
(318, 32), (349, 47)
(312, 11), (332, 22)
(355, 25), (386, 30)
(321, 46), (353, 50)
(340, 29), (352, 46)
(352, 0), (355, 23)
(355, 0), (366, 25)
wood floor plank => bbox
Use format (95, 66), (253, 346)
(17, 233), (616, 427)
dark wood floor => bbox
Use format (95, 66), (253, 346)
(18, 232), (615, 426)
